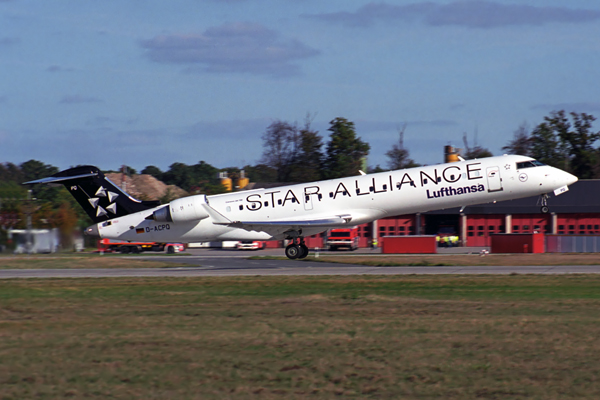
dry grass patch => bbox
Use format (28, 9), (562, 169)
(0, 255), (172, 269)
(310, 252), (600, 266)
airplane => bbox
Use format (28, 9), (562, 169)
(24, 155), (578, 259)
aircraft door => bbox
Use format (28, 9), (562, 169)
(304, 193), (314, 211)
(486, 166), (503, 192)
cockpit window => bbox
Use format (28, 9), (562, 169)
(516, 160), (546, 169)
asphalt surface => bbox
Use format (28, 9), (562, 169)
(1, 247), (600, 278)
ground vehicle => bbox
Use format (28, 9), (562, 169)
(326, 228), (359, 251)
(236, 240), (266, 250)
(97, 239), (184, 253)
(436, 226), (459, 247)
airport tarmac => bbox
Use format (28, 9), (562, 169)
(1, 247), (600, 278)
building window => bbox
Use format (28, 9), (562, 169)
(468, 226), (474, 231)
(513, 225), (520, 231)
(478, 226), (484, 231)
(523, 225), (529, 230)
(559, 225), (565, 230)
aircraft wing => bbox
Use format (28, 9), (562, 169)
(217, 214), (353, 235)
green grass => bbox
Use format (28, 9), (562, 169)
(2, 275), (600, 399)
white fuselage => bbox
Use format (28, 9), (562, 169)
(91, 155), (578, 243)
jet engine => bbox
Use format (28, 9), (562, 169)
(150, 195), (210, 223)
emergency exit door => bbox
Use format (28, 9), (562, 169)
(486, 166), (503, 192)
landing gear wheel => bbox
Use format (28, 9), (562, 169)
(538, 194), (550, 214)
(298, 244), (309, 259)
(285, 244), (300, 259)
(541, 206), (549, 214)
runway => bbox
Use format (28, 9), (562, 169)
(2, 253), (600, 279)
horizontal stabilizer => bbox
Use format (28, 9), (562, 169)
(23, 172), (98, 185)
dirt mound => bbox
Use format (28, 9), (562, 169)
(105, 173), (187, 201)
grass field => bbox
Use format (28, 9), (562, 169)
(2, 275), (600, 399)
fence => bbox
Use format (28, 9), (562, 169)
(546, 235), (600, 253)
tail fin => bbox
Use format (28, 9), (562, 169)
(23, 165), (161, 223)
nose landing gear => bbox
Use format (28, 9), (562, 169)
(538, 193), (550, 214)
(285, 237), (309, 259)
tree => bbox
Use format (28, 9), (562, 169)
(386, 124), (419, 170)
(141, 165), (163, 179)
(288, 118), (324, 182)
(20, 160), (60, 203)
(260, 120), (300, 182)
(323, 117), (370, 179)
(530, 110), (600, 178)
(530, 121), (565, 169)
(52, 202), (79, 248)
(556, 111), (599, 179)
(244, 164), (277, 183)
(161, 162), (194, 191)
(0, 162), (24, 183)
(502, 123), (532, 156)
(462, 133), (493, 159)
(192, 161), (219, 183)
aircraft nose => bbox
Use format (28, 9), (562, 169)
(563, 171), (578, 186)
(85, 224), (99, 237)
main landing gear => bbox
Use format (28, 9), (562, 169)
(538, 193), (550, 214)
(285, 237), (309, 260)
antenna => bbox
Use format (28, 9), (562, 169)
(397, 123), (407, 149)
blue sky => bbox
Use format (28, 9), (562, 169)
(2, 0), (600, 172)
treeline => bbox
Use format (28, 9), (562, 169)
(2, 110), (600, 246)
(140, 117), (374, 192)
(502, 111), (600, 179)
